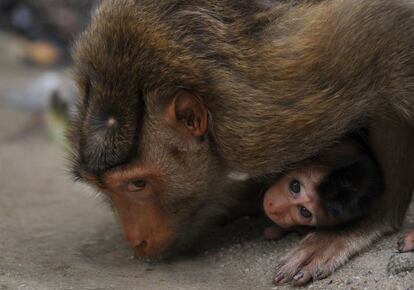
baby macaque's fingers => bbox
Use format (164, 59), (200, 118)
(292, 271), (312, 286)
(274, 222), (385, 286)
(292, 266), (331, 286)
(398, 231), (414, 252)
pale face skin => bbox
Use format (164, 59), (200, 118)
(263, 167), (330, 240)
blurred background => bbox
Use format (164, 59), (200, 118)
(0, 0), (98, 145)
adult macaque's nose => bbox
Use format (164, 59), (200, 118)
(111, 193), (175, 257)
(124, 230), (172, 257)
(124, 228), (158, 257)
(121, 215), (174, 257)
(125, 231), (146, 249)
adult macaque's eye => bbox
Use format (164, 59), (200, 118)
(126, 180), (147, 192)
(299, 206), (312, 219)
(289, 179), (301, 194)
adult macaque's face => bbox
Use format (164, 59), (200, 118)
(263, 168), (328, 229)
(69, 0), (260, 259)
(71, 84), (236, 258)
(70, 5), (231, 256)
(101, 163), (175, 257)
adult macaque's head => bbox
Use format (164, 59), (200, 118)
(71, 83), (224, 257)
(69, 1), (259, 258)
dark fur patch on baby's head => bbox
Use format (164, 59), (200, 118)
(317, 155), (384, 224)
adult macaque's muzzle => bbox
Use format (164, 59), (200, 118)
(114, 195), (176, 257)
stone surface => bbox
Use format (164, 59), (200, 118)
(1, 69), (77, 113)
(387, 253), (414, 275)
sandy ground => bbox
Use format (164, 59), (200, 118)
(1, 79), (414, 290)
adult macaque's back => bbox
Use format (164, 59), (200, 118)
(70, 0), (414, 286)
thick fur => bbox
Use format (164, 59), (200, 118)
(318, 152), (384, 223)
(70, 0), (414, 285)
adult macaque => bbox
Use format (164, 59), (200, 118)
(70, 0), (414, 286)
(263, 139), (383, 240)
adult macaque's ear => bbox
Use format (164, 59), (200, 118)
(166, 90), (208, 138)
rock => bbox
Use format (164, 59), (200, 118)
(0, 0), (96, 48)
(3, 71), (77, 113)
(0, 31), (61, 66)
(387, 253), (414, 275)
(0, 32), (26, 65)
(24, 41), (61, 66)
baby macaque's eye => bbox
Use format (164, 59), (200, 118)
(289, 179), (301, 194)
(300, 206), (312, 219)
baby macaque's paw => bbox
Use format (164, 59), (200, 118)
(398, 231), (414, 252)
(274, 232), (352, 286)
(264, 226), (286, 240)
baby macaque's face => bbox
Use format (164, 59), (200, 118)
(263, 167), (329, 229)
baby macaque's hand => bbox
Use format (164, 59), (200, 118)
(264, 226), (287, 240)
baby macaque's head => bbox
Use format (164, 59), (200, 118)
(263, 155), (383, 229)
(263, 166), (329, 229)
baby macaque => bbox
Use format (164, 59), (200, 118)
(263, 140), (384, 240)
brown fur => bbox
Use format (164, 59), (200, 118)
(70, 0), (414, 285)
(399, 230), (414, 252)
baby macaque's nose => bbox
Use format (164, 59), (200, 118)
(266, 198), (289, 217)
(266, 199), (277, 212)
(267, 200), (273, 207)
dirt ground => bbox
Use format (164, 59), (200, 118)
(1, 72), (414, 290)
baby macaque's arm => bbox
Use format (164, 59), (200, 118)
(264, 225), (288, 240)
